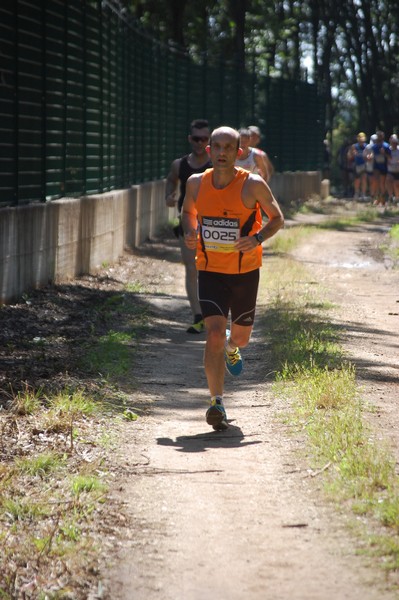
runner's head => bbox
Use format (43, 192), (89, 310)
(248, 125), (261, 147)
(208, 126), (242, 167)
(238, 128), (251, 152)
(210, 126), (240, 150)
(189, 119), (210, 155)
(375, 130), (385, 143)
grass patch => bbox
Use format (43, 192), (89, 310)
(381, 223), (399, 265)
(81, 291), (150, 381)
(15, 452), (66, 478)
(10, 385), (43, 415)
(0, 277), (149, 597)
(268, 225), (313, 254)
(85, 330), (135, 378)
(269, 304), (343, 376)
(47, 388), (98, 418)
(40, 389), (99, 448)
(364, 534), (399, 571)
(2, 497), (49, 522)
(0, 385), (117, 597)
(316, 208), (382, 229)
(124, 281), (146, 293)
(260, 250), (399, 576)
(268, 205), (399, 257)
(70, 474), (107, 496)
(389, 224), (399, 241)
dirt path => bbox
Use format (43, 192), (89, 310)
(102, 216), (399, 600)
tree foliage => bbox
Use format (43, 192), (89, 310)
(126, 0), (399, 136)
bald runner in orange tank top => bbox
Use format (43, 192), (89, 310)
(195, 167), (263, 274)
(181, 126), (284, 431)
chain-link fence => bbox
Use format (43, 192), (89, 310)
(0, 0), (325, 206)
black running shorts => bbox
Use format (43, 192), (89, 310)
(198, 269), (260, 326)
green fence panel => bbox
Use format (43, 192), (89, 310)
(0, 0), (325, 206)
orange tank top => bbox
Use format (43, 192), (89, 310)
(195, 167), (263, 274)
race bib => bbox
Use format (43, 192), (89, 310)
(201, 216), (240, 252)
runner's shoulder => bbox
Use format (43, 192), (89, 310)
(246, 172), (266, 186)
(186, 171), (205, 194)
(187, 171), (205, 183)
(243, 172), (272, 204)
(168, 156), (182, 176)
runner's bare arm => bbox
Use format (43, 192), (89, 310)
(366, 150), (375, 162)
(165, 158), (181, 207)
(263, 152), (275, 180)
(181, 174), (202, 249)
(253, 148), (274, 182)
(236, 175), (284, 252)
(254, 151), (270, 181)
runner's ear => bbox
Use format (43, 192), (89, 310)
(206, 145), (211, 154)
(237, 147), (243, 157)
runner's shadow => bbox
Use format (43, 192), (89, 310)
(157, 423), (263, 453)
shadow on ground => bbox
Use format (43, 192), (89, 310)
(157, 424), (263, 453)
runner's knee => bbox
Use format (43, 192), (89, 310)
(230, 332), (251, 348)
(206, 326), (226, 351)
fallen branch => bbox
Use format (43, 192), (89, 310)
(305, 461), (332, 478)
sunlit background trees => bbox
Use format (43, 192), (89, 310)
(127, 0), (399, 148)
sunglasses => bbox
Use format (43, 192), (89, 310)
(191, 136), (209, 143)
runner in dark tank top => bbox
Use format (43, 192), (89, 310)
(165, 119), (211, 333)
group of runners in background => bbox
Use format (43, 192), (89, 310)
(340, 131), (399, 205)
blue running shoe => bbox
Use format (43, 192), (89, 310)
(225, 329), (243, 376)
(206, 397), (228, 430)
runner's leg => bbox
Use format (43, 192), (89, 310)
(178, 235), (202, 318)
(203, 315), (227, 397)
(229, 323), (253, 349)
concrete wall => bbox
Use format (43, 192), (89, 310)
(0, 180), (169, 304)
(0, 173), (322, 305)
(269, 171), (322, 204)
